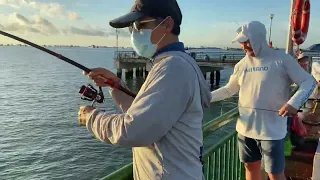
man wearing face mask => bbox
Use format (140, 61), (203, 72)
(210, 21), (316, 180)
(78, 0), (211, 179)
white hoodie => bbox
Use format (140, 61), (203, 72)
(86, 50), (211, 180)
(312, 61), (320, 82)
(310, 61), (320, 99)
(211, 21), (316, 140)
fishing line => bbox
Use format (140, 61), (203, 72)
(0, 30), (137, 98)
(221, 101), (302, 114)
(239, 106), (302, 113)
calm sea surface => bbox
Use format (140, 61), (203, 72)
(0, 46), (237, 180)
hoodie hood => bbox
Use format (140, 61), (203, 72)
(177, 52), (211, 108)
(232, 21), (270, 57)
(155, 51), (212, 108)
(179, 52), (212, 108)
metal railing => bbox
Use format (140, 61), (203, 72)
(114, 50), (245, 63)
(114, 50), (320, 63)
(101, 108), (244, 180)
(312, 56), (320, 62)
(201, 108), (245, 180)
(189, 52), (245, 62)
(114, 51), (149, 61)
(203, 132), (245, 180)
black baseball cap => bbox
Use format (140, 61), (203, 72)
(109, 0), (182, 30)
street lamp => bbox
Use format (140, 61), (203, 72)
(116, 29), (119, 58)
(269, 14), (274, 47)
(116, 29), (119, 48)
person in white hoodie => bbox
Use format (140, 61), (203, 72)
(310, 58), (320, 99)
(78, 0), (211, 179)
(296, 53), (311, 73)
(210, 21), (316, 180)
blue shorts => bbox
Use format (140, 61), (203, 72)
(237, 134), (285, 174)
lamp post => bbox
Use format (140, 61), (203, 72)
(268, 14), (274, 47)
(286, 0), (296, 55)
(116, 28), (119, 57)
(116, 29), (119, 49)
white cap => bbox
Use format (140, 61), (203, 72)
(232, 26), (249, 44)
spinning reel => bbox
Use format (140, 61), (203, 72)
(78, 84), (104, 104)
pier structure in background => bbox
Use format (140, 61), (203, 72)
(114, 51), (246, 88)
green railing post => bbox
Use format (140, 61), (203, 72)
(226, 140), (231, 180)
(240, 163), (246, 180)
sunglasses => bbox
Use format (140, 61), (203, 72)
(128, 19), (157, 33)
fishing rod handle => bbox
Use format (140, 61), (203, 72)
(105, 79), (136, 98)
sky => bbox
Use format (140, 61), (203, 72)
(0, 0), (319, 48)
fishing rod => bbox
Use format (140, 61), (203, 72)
(0, 30), (137, 101)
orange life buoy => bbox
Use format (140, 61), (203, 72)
(292, 0), (310, 45)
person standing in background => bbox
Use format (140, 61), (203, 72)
(210, 21), (316, 180)
(309, 56), (320, 99)
(296, 53), (311, 73)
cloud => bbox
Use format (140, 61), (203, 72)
(61, 26), (130, 38)
(0, 13), (59, 35)
(2, 23), (41, 33)
(68, 12), (81, 21)
(28, 2), (81, 20)
(8, 12), (31, 25)
(1, 0), (81, 21)
(1, 13), (131, 39)
(0, 0), (25, 8)
(0, 0), (27, 9)
(33, 15), (60, 34)
(109, 29), (130, 38)
(63, 26), (108, 37)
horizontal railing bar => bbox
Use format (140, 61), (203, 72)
(100, 163), (133, 180)
(202, 132), (237, 161)
(202, 108), (238, 137)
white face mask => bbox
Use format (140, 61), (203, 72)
(130, 18), (168, 59)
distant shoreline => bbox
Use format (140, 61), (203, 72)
(4, 44), (319, 54)
(0, 44), (244, 51)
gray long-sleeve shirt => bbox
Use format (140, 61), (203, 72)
(86, 51), (211, 180)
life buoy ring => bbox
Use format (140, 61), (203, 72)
(292, 0), (310, 45)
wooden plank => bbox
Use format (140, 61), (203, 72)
(312, 138), (320, 180)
